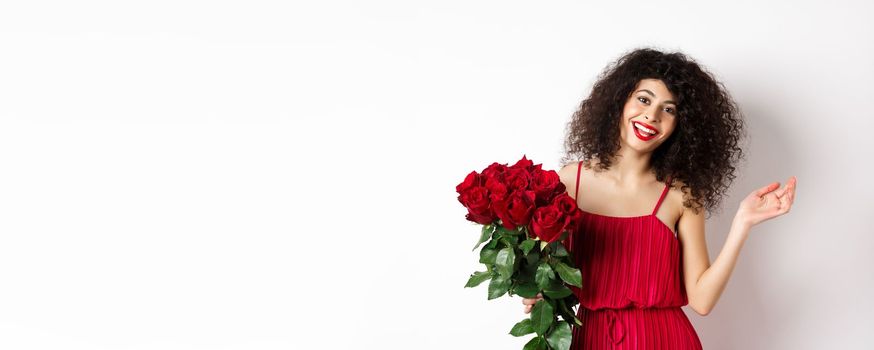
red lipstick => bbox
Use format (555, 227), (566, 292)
(632, 121), (658, 141)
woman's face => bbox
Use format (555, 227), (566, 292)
(618, 78), (678, 153)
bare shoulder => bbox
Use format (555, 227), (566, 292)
(557, 161), (579, 193)
(667, 177), (691, 218)
(557, 161), (575, 174)
(666, 177), (705, 246)
(669, 176), (687, 195)
(558, 159), (600, 198)
(669, 177), (703, 218)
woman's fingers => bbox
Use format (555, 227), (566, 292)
(522, 298), (542, 305)
(774, 177), (796, 203)
(753, 182), (780, 198)
(521, 294), (544, 303)
(776, 176), (797, 198)
(521, 294), (545, 315)
(523, 294), (544, 313)
(775, 185), (788, 198)
(781, 179), (796, 211)
(752, 177), (795, 197)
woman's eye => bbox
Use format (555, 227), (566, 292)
(639, 96), (676, 114)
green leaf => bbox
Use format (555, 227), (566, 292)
(501, 234), (519, 247)
(553, 297), (572, 318)
(525, 248), (541, 265)
(497, 225), (521, 236)
(523, 336), (547, 350)
(479, 247), (498, 265)
(545, 322), (572, 350)
(554, 298), (583, 327)
(495, 247), (516, 280)
(572, 315), (582, 326)
(473, 224), (495, 251)
(530, 299), (554, 336)
(543, 283), (573, 299)
(517, 261), (537, 282)
(487, 273), (511, 300)
(535, 263), (555, 290)
(513, 250), (522, 272)
(484, 237), (499, 249)
(509, 318), (534, 337)
(519, 239), (537, 255)
(513, 282), (540, 298)
(464, 271), (491, 288)
(551, 242), (569, 257)
(553, 261), (582, 288)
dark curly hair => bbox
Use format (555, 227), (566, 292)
(561, 47), (747, 218)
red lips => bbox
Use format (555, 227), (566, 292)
(633, 121), (659, 135)
(632, 121), (658, 141)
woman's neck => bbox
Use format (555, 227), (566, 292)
(605, 146), (655, 189)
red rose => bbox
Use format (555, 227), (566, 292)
(530, 167), (566, 206)
(502, 167), (530, 192)
(481, 162), (508, 180)
(485, 176), (509, 203)
(493, 190), (536, 230)
(509, 154), (534, 171)
(553, 193), (583, 229)
(456, 171), (497, 224)
(459, 186), (496, 224)
(456, 171), (485, 194)
(530, 203), (572, 243)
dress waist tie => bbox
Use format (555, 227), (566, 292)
(605, 309), (625, 345)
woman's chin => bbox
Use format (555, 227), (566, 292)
(620, 139), (658, 154)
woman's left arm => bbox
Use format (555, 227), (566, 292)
(679, 176), (797, 316)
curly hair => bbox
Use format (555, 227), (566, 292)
(560, 47), (747, 218)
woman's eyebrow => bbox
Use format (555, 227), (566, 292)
(636, 89), (676, 104)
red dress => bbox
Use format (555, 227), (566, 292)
(563, 161), (703, 349)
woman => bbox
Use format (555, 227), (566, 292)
(521, 48), (797, 349)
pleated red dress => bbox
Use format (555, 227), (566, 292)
(563, 161), (703, 349)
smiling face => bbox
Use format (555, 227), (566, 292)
(618, 78), (678, 153)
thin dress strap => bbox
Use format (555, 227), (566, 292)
(575, 161), (583, 201)
(565, 161), (584, 253)
(652, 175), (673, 216)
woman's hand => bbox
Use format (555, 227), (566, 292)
(521, 293), (544, 314)
(736, 176), (797, 228)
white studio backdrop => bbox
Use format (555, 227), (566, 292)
(1, 1), (872, 349)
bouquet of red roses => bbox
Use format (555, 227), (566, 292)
(458, 155), (584, 350)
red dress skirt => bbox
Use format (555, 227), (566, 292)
(563, 161), (703, 349)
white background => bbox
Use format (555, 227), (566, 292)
(1, 1), (872, 349)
